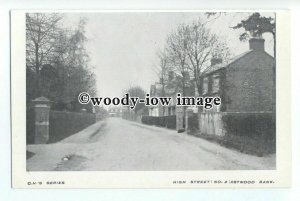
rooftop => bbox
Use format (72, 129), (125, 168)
(203, 50), (253, 75)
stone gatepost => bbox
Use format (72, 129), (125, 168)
(185, 108), (194, 133)
(32, 97), (51, 144)
(176, 106), (184, 132)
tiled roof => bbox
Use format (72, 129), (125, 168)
(203, 50), (253, 75)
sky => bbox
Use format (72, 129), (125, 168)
(63, 12), (275, 98)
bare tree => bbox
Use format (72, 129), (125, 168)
(26, 14), (97, 112)
(26, 13), (62, 96)
(183, 19), (230, 96)
(156, 18), (230, 99)
(154, 50), (170, 97)
(166, 24), (190, 96)
(152, 50), (171, 116)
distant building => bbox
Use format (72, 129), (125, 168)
(108, 106), (123, 117)
(148, 71), (195, 117)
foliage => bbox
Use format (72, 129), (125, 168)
(231, 12), (275, 41)
(221, 112), (276, 155)
(205, 12), (276, 57)
(187, 113), (199, 132)
(141, 115), (176, 129)
(26, 13), (96, 112)
(125, 86), (147, 114)
(48, 111), (96, 143)
(232, 12), (276, 58)
(26, 107), (35, 144)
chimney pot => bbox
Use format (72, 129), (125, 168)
(211, 58), (222, 66)
(249, 38), (265, 51)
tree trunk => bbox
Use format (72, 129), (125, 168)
(35, 43), (40, 97)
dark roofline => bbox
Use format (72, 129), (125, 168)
(261, 50), (275, 60)
(203, 49), (274, 76)
(203, 51), (252, 75)
(203, 66), (225, 76)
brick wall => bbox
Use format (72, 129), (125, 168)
(224, 51), (275, 112)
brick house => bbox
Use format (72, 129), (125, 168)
(195, 37), (276, 155)
(201, 37), (275, 113)
(146, 37), (275, 155)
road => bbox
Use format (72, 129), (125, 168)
(27, 118), (275, 171)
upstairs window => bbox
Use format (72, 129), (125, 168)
(202, 77), (209, 95)
(212, 74), (220, 93)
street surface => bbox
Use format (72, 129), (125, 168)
(27, 118), (275, 171)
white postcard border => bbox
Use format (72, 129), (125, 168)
(11, 10), (291, 188)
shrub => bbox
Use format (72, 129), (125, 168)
(221, 112), (276, 155)
(48, 110), (96, 143)
(187, 113), (199, 133)
(26, 107), (35, 144)
(141, 115), (176, 129)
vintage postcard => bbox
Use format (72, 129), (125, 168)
(11, 10), (290, 188)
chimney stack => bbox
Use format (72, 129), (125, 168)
(211, 58), (222, 66)
(249, 38), (265, 51)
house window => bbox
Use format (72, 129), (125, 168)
(151, 108), (157, 116)
(212, 74), (220, 93)
(202, 77), (209, 95)
(171, 106), (176, 115)
(168, 107), (172, 116)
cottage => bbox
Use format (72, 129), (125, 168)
(197, 37), (276, 154)
(201, 37), (275, 113)
(148, 71), (195, 117)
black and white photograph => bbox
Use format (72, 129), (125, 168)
(10, 10), (291, 188)
(24, 12), (276, 171)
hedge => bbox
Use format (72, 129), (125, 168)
(185, 112), (275, 156)
(221, 112), (276, 155)
(141, 115), (176, 129)
(26, 107), (35, 144)
(187, 113), (199, 132)
(48, 111), (96, 143)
